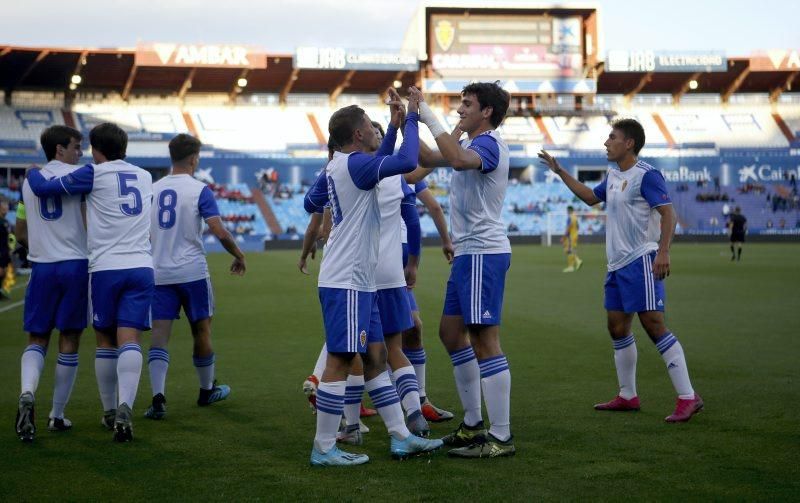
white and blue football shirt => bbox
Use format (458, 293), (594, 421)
(449, 130), (511, 256)
(21, 160), (88, 263)
(26, 159), (154, 272)
(150, 174), (220, 285)
(592, 160), (672, 271)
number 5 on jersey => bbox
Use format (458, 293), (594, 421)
(117, 173), (143, 216)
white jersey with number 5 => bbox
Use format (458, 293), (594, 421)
(151, 174), (220, 285)
(21, 160), (88, 263)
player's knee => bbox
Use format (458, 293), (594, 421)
(59, 331), (81, 353)
(28, 333), (50, 348)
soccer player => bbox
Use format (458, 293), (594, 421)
(562, 205), (583, 272)
(412, 82), (515, 458)
(538, 118), (703, 422)
(145, 133), (245, 420)
(15, 126), (87, 442)
(303, 89), (442, 466)
(727, 206), (747, 261)
(27, 122), (155, 441)
(400, 179), (455, 422)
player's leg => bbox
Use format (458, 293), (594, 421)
(638, 310), (702, 422)
(146, 284), (179, 418)
(48, 259), (88, 431)
(440, 255), (484, 444)
(303, 343), (328, 413)
(572, 237), (583, 270)
(311, 287), (367, 466)
(448, 254), (514, 458)
(184, 278), (229, 406)
(90, 270), (121, 428)
(112, 267), (155, 441)
(403, 294), (454, 423)
(17, 261), (59, 441)
(362, 295), (442, 459)
(594, 267), (640, 411)
(48, 330), (81, 431)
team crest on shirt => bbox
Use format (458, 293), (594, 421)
(435, 20), (455, 51)
(359, 330), (367, 347)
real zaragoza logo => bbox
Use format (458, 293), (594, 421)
(435, 20), (455, 52)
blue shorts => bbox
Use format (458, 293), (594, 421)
(407, 289), (418, 312)
(376, 287), (414, 335)
(24, 259), (89, 334)
(604, 251), (666, 313)
(90, 268), (154, 331)
(319, 288), (382, 353)
(152, 277), (215, 323)
(444, 253), (511, 325)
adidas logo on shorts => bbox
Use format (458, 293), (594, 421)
(482, 310), (491, 319)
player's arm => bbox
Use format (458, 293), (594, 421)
(401, 194), (421, 289)
(375, 123), (398, 157)
(349, 110), (420, 189)
(26, 164), (94, 196)
(199, 186), (245, 275)
(537, 150), (602, 206)
(320, 206), (332, 243)
(416, 186), (453, 263)
(417, 101), (484, 171)
(641, 170), (676, 280)
(14, 200), (27, 248)
(299, 212), (323, 275)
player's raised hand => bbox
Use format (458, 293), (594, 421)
(386, 88), (406, 128)
(230, 256), (246, 276)
(652, 250), (670, 280)
(406, 86), (423, 115)
(537, 149), (563, 174)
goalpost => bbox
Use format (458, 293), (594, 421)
(542, 210), (607, 247)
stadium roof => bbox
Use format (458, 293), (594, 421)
(1, 44), (797, 103)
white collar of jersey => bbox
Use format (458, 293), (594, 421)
(45, 160), (79, 170)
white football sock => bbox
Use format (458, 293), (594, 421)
(95, 348), (118, 411)
(117, 344), (142, 408)
(50, 352), (78, 419)
(148, 348), (170, 396)
(312, 343), (328, 381)
(343, 374), (364, 427)
(392, 366), (422, 417)
(20, 344), (46, 396)
(655, 333), (695, 399)
(314, 380), (346, 453)
(450, 346), (482, 427)
(613, 334), (638, 399)
(479, 356), (511, 441)
(193, 353), (215, 390)
(366, 371), (410, 440)
(403, 347), (427, 399)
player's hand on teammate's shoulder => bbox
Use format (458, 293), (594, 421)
(230, 256), (246, 276)
(25, 164), (41, 176)
(537, 150), (562, 174)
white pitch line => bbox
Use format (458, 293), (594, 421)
(0, 299), (24, 313)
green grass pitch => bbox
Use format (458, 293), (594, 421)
(0, 243), (798, 500)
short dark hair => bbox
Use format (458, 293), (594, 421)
(327, 136), (339, 157)
(89, 122), (127, 160)
(40, 125), (82, 161)
(169, 133), (201, 163)
(610, 118), (646, 155)
(461, 81), (510, 128)
(371, 121), (385, 138)
(328, 105), (367, 148)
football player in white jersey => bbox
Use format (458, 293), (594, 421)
(145, 134), (245, 420)
(409, 82), (515, 458)
(27, 122), (155, 441)
(15, 126), (87, 442)
(302, 89), (442, 466)
(538, 118), (703, 423)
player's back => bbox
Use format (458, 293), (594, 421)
(450, 130), (511, 255)
(374, 175), (406, 290)
(22, 160), (88, 263)
(151, 174), (215, 285)
(318, 151), (381, 291)
(86, 159), (153, 272)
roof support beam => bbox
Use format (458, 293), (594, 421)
(721, 68), (750, 103)
(770, 70), (799, 103)
(229, 68), (249, 103)
(0, 47), (12, 58)
(329, 70), (356, 105)
(624, 72), (653, 103)
(673, 72), (702, 103)
(121, 63), (138, 101)
(280, 68), (300, 106)
(177, 67), (196, 102)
